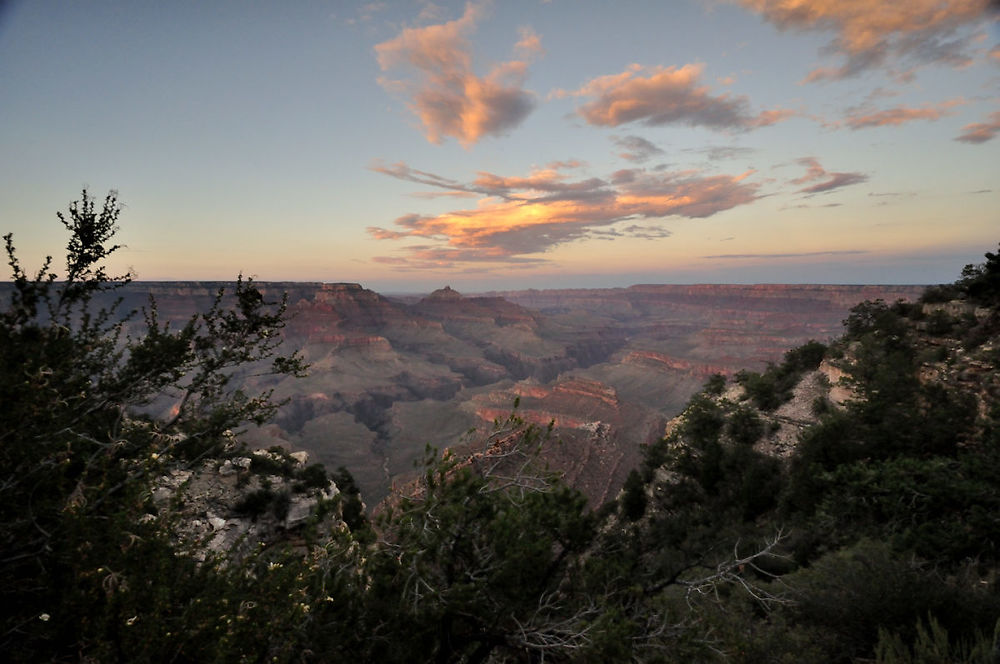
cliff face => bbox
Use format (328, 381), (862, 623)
(79, 281), (925, 506)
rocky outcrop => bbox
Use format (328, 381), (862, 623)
(148, 448), (345, 563)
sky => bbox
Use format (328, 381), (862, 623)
(0, 0), (998, 292)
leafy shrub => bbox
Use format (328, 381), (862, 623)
(293, 462), (330, 492)
(250, 447), (297, 477)
(727, 406), (765, 445)
(331, 466), (367, 532)
(704, 373), (727, 396)
(789, 540), (1000, 662)
(811, 395), (832, 416)
(957, 243), (1000, 306)
(235, 487), (276, 518)
(783, 340), (827, 373)
(924, 309), (955, 336)
(737, 369), (782, 411)
(680, 396), (726, 445)
(620, 469), (647, 521)
(876, 615), (1000, 664)
(919, 284), (961, 304)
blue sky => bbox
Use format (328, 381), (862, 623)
(1, 1), (997, 291)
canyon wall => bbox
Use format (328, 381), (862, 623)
(3, 280), (925, 505)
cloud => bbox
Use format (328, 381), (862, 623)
(703, 250), (868, 259)
(369, 161), (760, 268)
(792, 157), (868, 194)
(843, 99), (965, 129)
(375, 2), (539, 146)
(954, 110), (1000, 143)
(562, 63), (794, 131)
(868, 191), (917, 205)
(612, 135), (666, 162)
(514, 26), (544, 58)
(735, 0), (995, 81)
(686, 145), (758, 161)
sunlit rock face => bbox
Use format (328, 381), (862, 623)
(68, 281), (924, 506)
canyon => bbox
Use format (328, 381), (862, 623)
(76, 281), (926, 505)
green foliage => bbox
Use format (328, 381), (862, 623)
(811, 394), (832, 416)
(876, 615), (1000, 664)
(250, 447), (297, 477)
(366, 421), (602, 662)
(620, 468), (647, 521)
(919, 283), (961, 304)
(788, 540), (1000, 663)
(727, 406), (765, 445)
(736, 367), (783, 410)
(924, 309), (955, 336)
(735, 339), (826, 411)
(293, 462), (330, 493)
(704, 372), (727, 396)
(235, 486), (277, 518)
(958, 242), (1000, 305)
(783, 339), (827, 373)
(680, 394), (726, 444)
(331, 465), (367, 532)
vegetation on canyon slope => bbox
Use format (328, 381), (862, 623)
(2, 192), (999, 662)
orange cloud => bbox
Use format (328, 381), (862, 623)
(735, 0), (994, 81)
(369, 162), (760, 267)
(844, 99), (964, 129)
(565, 63), (792, 131)
(792, 157), (868, 194)
(375, 3), (538, 146)
(955, 110), (1000, 143)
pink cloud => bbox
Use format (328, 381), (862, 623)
(792, 157), (868, 194)
(565, 63), (792, 131)
(735, 0), (994, 81)
(844, 99), (964, 129)
(514, 26), (544, 59)
(955, 110), (1000, 143)
(368, 162), (760, 268)
(375, 3), (538, 146)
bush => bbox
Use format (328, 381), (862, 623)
(620, 469), (647, 521)
(919, 284), (961, 304)
(704, 373), (727, 396)
(250, 447), (297, 477)
(727, 406), (765, 445)
(789, 540), (1000, 662)
(293, 462), (330, 492)
(235, 487), (277, 518)
(924, 309), (955, 336)
(737, 369), (782, 411)
(783, 340), (827, 373)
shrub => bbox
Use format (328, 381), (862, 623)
(924, 309), (955, 336)
(293, 462), (330, 492)
(704, 373), (727, 396)
(620, 469), (647, 521)
(235, 487), (276, 518)
(727, 406), (765, 445)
